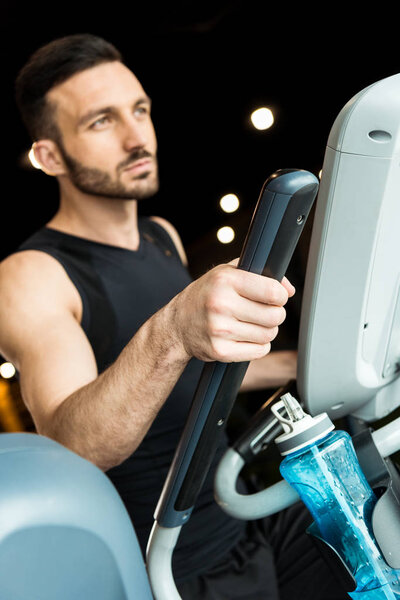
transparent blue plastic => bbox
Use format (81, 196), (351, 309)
(280, 429), (400, 599)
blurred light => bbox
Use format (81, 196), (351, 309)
(0, 362), (16, 379)
(28, 147), (42, 169)
(319, 169), (323, 179)
(217, 226), (235, 244)
(250, 107), (274, 130)
(220, 193), (240, 213)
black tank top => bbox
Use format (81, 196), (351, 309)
(17, 218), (245, 581)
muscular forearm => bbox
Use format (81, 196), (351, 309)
(240, 349), (297, 392)
(30, 263), (292, 471)
(45, 302), (190, 470)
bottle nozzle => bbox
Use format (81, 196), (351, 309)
(281, 393), (307, 422)
(272, 393), (334, 455)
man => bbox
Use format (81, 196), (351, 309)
(0, 34), (347, 599)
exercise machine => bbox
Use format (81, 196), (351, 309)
(214, 72), (400, 599)
(2, 71), (400, 599)
(0, 433), (154, 599)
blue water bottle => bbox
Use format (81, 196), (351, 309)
(272, 393), (400, 599)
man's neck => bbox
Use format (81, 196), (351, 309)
(48, 189), (140, 251)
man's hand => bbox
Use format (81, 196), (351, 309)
(170, 260), (295, 364)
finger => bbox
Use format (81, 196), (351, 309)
(230, 322), (280, 345)
(231, 260), (295, 298)
(210, 313), (280, 345)
(228, 257), (239, 267)
(232, 270), (289, 306)
(281, 276), (295, 297)
(233, 302), (286, 329)
(210, 340), (272, 363)
(228, 260), (295, 298)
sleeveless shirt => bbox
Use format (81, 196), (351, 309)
(17, 218), (245, 581)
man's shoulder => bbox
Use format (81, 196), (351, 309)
(147, 216), (187, 265)
(0, 249), (81, 316)
(1, 248), (64, 282)
(0, 249), (85, 373)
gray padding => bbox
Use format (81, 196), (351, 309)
(297, 73), (400, 422)
(372, 486), (400, 569)
(372, 416), (400, 459)
(0, 433), (153, 600)
(146, 523), (182, 600)
(214, 448), (299, 519)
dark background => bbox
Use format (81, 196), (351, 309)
(1, 2), (399, 362)
(2, 2), (399, 263)
(0, 0), (398, 545)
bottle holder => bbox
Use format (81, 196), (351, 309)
(307, 453), (400, 600)
(307, 522), (400, 599)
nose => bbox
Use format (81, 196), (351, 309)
(121, 114), (148, 152)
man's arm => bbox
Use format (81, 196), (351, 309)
(0, 250), (190, 470)
(152, 217), (298, 391)
(241, 349), (297, 391)
(0, 249), (292, 471)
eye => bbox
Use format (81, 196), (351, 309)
(135, 104), (150, 118)
(89, 115), (111, 130)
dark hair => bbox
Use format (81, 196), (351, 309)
(15, 33), (123, 141)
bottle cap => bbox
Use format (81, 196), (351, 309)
(272, 393), (334, 455)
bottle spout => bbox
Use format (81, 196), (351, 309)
(281, 393), (307, 422)
(271, 393), (334, 456)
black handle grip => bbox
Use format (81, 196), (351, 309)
(154, 169), (319, 527)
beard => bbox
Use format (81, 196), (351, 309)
(58, 144), (159, 200)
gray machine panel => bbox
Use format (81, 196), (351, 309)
(297, 73), (400, 422)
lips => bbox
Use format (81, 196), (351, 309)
(124, 158), (152, 174)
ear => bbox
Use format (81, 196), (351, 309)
(32, 140), (67, 176)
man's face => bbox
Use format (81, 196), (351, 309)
(47, 61), (159, 200)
